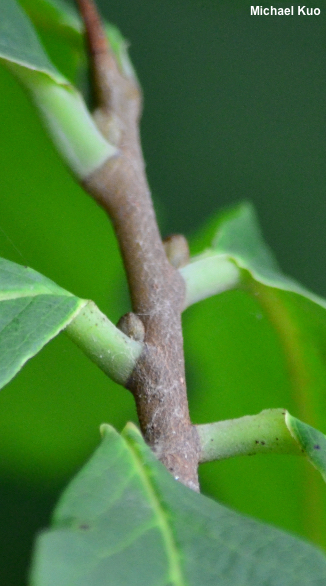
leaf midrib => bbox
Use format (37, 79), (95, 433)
(126, 437), (187, 586)
(0, 290), (71, 301)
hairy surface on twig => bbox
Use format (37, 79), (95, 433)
(77, 0), (200, 490)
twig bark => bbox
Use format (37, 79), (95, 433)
(76, 0), (200, 491)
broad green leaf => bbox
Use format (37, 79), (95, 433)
(211, 202), (326, 307)
(0, 59), (133, 482)
(0, 0), (67, 83)
(286, 413), (326, 482)
(0, 0), (129, 486)
(184, 203), (326, 548)
(188, 202), (326, 309)
(182, 202), (326, 308)
(18, 0), (83, 82)
(199, 203), (326, 437)
(30, 423), (326, 586)
(0, 258), (86, 390)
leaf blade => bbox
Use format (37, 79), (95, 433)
(0, 258), (85, 390)
(0, 0), (66, 83)
(286, 413), (326, 482)
(30, 424), (326, 586)
(211, 202), (326, 309)
(185, 206), (326, 547)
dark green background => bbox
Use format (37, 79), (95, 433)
(1, 1), (326, 583)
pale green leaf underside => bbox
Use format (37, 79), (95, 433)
(211, 202), (326, 310)
(30, 424), (326, 586)
(0, 0), (66, 84)
(0, 258), (85, 390)
(287, 414), (326, 482)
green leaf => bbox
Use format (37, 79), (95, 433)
(206, 203), (326, 441)
(211, 202), (326, 307)
(184, 203), (326, 547)
(286, 413), (326, 482)
(0, 0), (66, 83)
(30, 423), (326, 586)
(18, 0), (84, 82)
(187, 202), (326, 310)
(182, 201), (326, 309)
(0, 258), (86, 390)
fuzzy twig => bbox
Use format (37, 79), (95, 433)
(76, 0), (200, 491)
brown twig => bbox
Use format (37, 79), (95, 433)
(75, 0), (116, 109)
(76, 0), (200, 491)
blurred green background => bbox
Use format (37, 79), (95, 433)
(1, 0), (326, 582)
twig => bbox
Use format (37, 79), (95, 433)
(76, 0), (200, 491)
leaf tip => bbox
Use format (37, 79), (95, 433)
(122, 421), (142, 442)
(99, 422), (115, 438)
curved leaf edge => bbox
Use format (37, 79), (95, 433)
(29, 422), (326, 586)
(286, 413), (326, 482)
(0, 258), (142, 390)
(185, 202), (326, 315)
(0, 258), (88, 390)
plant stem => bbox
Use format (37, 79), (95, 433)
(180, 254), (240, 309)
(76, 0), (200, 491)
(197, 409), (303, 463)
(9, 66), (116, 179)
(65, 301), (143, 385)
(250, 281), (325, 543)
